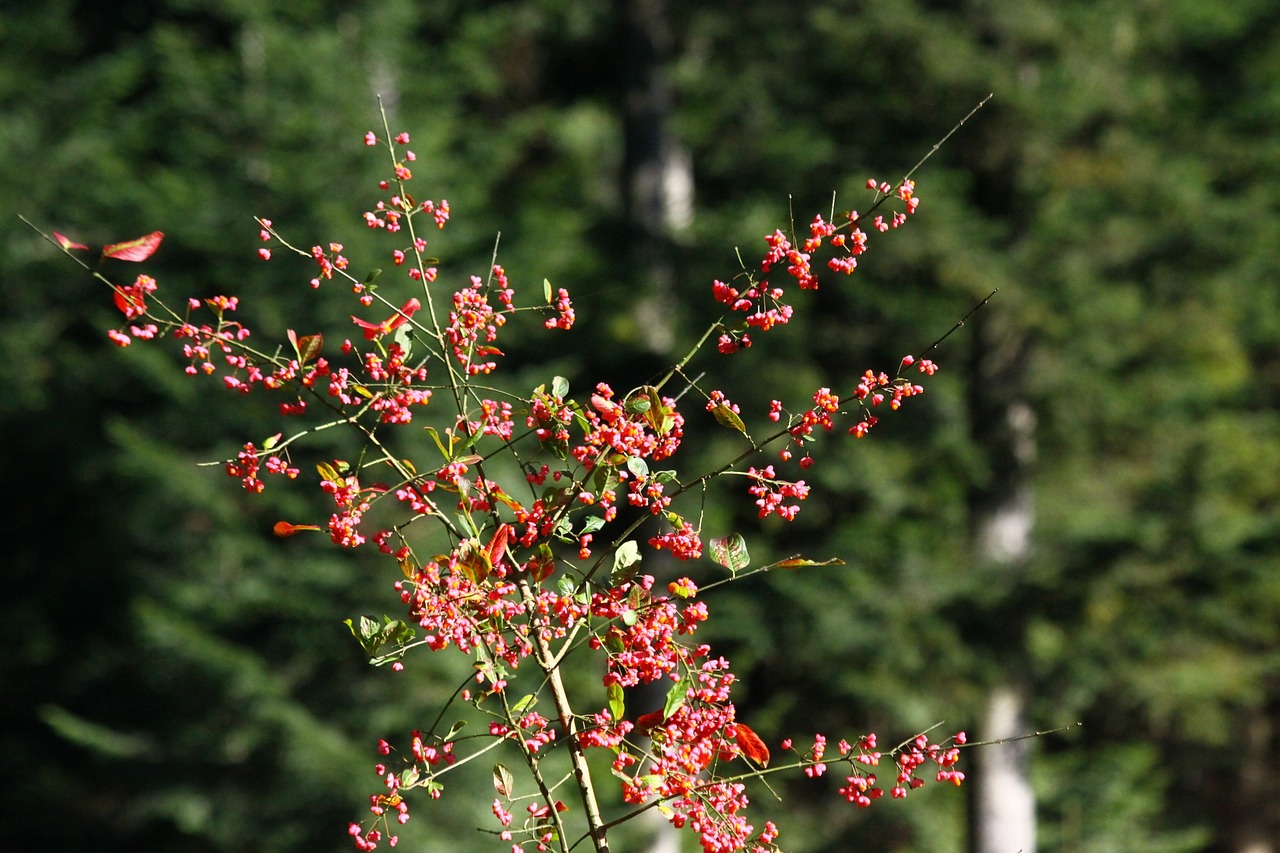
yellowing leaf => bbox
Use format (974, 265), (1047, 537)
(776, 556), (846, 570)
(711, 403), (748, 434)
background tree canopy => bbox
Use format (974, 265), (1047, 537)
(5, 1), (1279, 850)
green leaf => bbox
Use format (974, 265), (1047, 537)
(424, 426), (450, 461)
(626, 456), (649, 479)
(392, 323), (413, 358)
(510, 694), (538, 716)
(552, 375), (569, 398)
(709, 533), (750, 574)
(663, 676), (691, 720)
(606, 682), (625, 724)
(543, 278), (553, 302)
(612, 540), (642, 579)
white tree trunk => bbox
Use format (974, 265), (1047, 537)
(967, 331), (1038, 853)
(972, 685), (1036, 853)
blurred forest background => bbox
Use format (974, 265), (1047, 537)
(5, 1), (1280, 851)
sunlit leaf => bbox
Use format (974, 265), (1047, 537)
(624, 396), (651, 415)
(486, 523), (511, 566)
(709, 533), (750, 574)
(493, 763), (515, 797)
(286, 330), (324, 365)
(734, 722), (770, 767)
(53, 231), (89, 251)
(775, 556), (846, 570)
(663, 676), (691, 720)
(626, 456), (649, 479)
(392, 324), (413, 358)
(272, 521), (321, 537)
(527, 544), (555, 582)
(607, 682), (625, 724)
(711, 403), (748, 434)
(424, 426), (450, 460)
(612, 540), (642, 579)
(101, 231), (164, 262)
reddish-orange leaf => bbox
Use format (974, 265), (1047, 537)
(273, 521), (322, 537)
(487, 523), (511, 566)
(102, 231), (164, 262)
(53, 231), (89, 251)
(351, 297), (421, 340)
(635, 710), (667, 737)
(113, 288), (145, 316)
(733, 723), (770, 767)
(526, 544), (555, 582)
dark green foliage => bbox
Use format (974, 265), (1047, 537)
(6, 0), (1280, 850)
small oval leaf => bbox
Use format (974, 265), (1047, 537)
(612, 540), (642, 579)
(709, 533), (750, 574)
(711, 403), (748, 434)
(493, 763), (515, 797)
(607, 682), (625, 724)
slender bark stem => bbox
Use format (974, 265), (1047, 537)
(520, 579), (610, 853)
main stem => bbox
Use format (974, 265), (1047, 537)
(521, 579), (610, 853)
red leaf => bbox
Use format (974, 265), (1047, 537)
(273, 521), (321, 537)
(113, 288), (145, 317)
(635, 710), (667, 737)
(733, 723), (770, 767)
(53, 231), (89, 251)
(351, 298), (421, 340)
(102, 231), (164, 262)
(487, 523), (512, 566)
